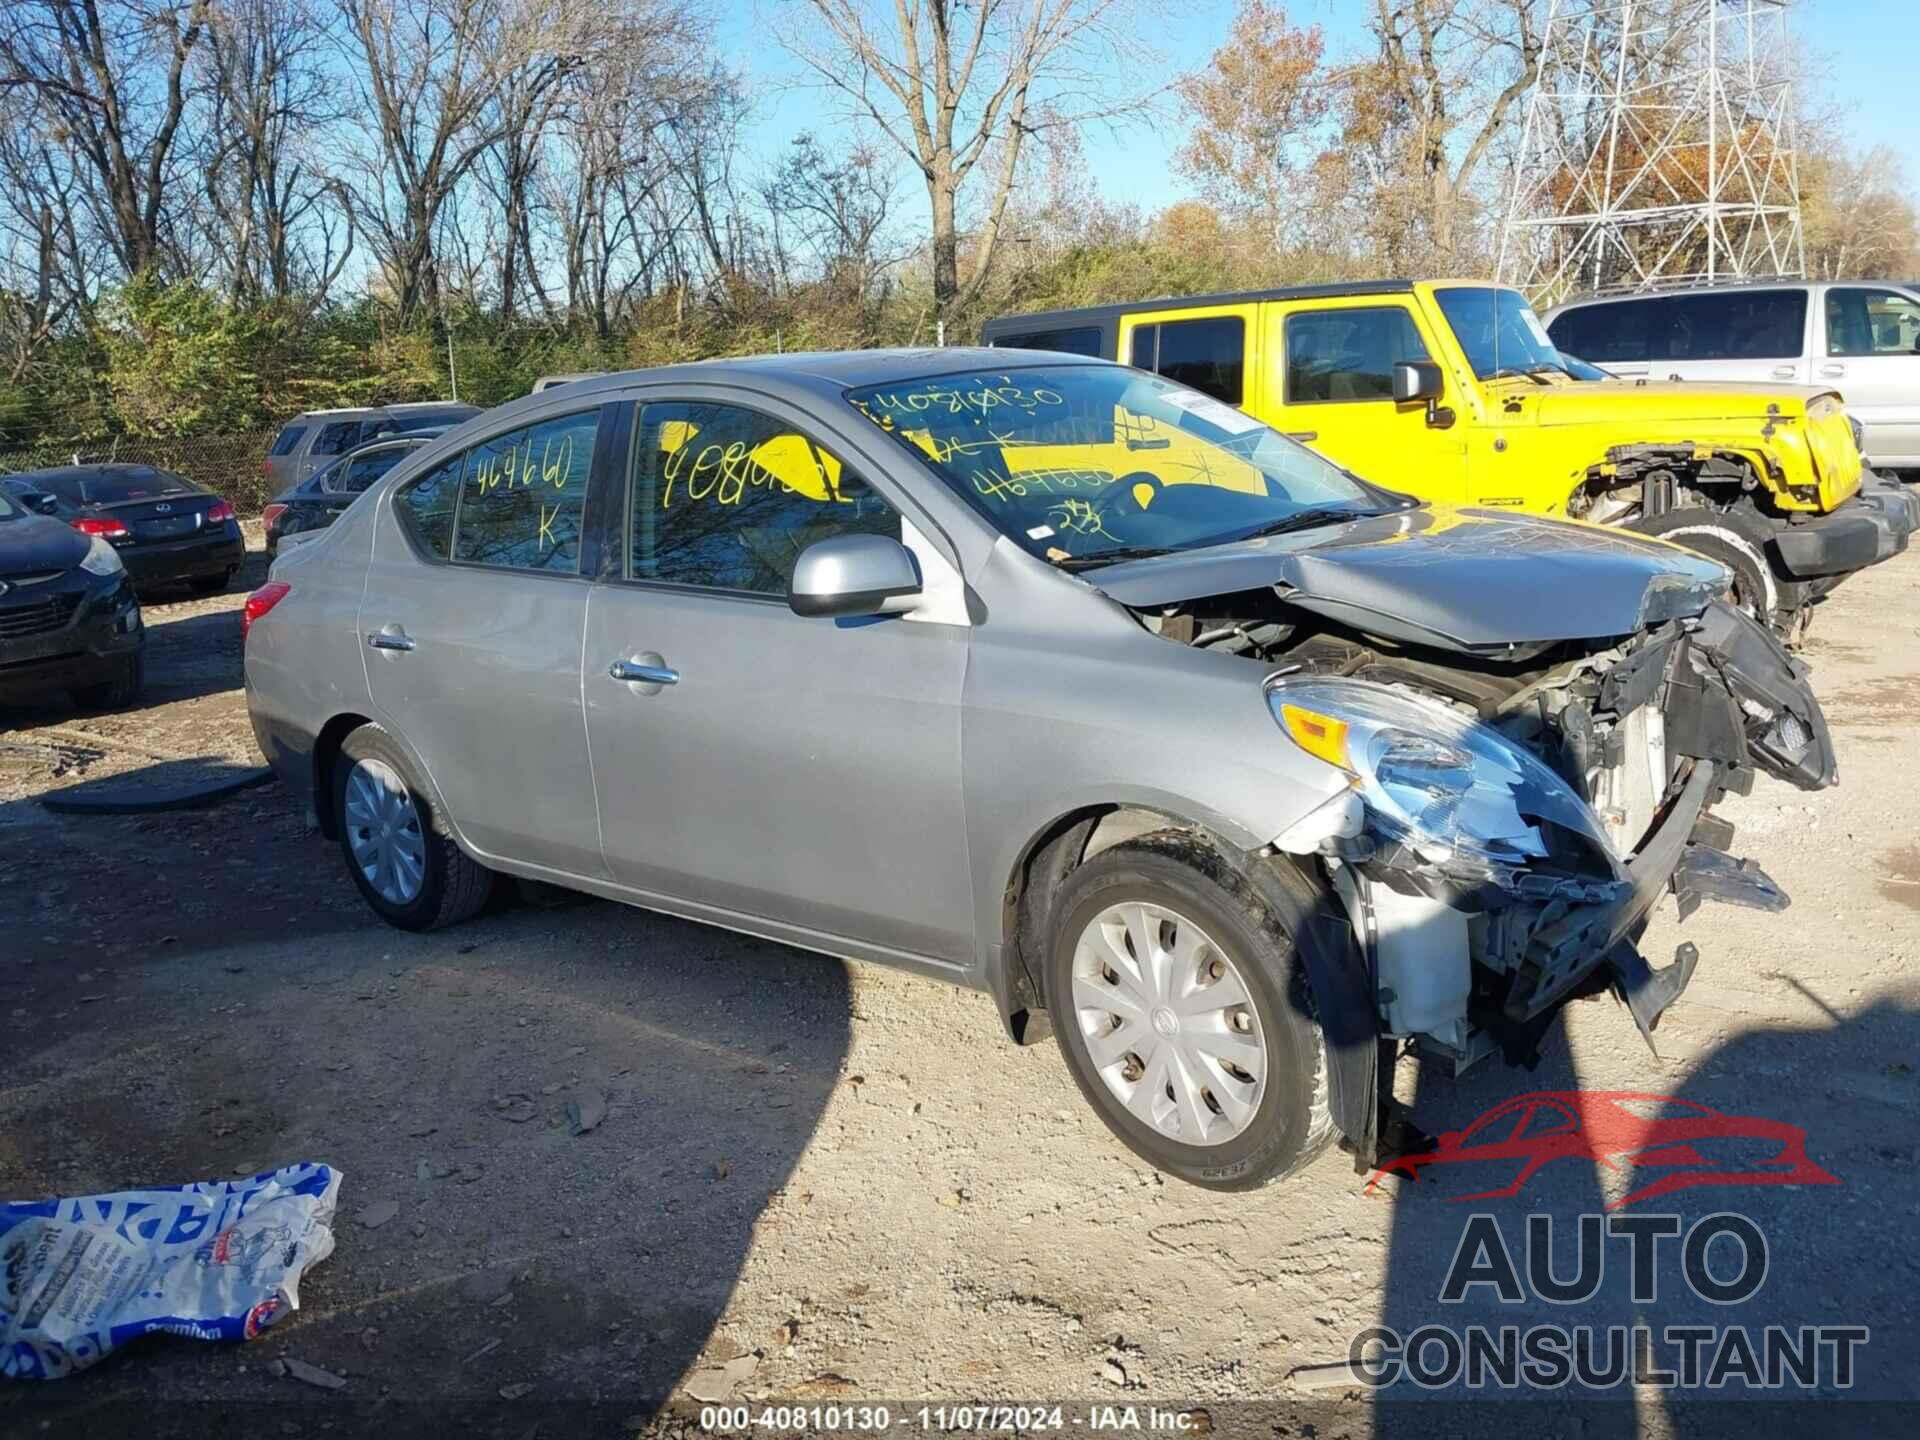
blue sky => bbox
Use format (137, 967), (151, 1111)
(724, 0), (1920, 215)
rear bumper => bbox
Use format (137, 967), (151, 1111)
(120, 527), (245, 585)
(1772, 472), (1918, 579)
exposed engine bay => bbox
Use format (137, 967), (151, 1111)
(1133, 586), (1836, 1080)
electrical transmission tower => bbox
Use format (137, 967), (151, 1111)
(1497, 0), (1805, 303)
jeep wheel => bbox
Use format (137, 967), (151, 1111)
(1631, 504), (1801, 630)
(334, 724), (495, 931)
(1044, 832), (1332, 1190)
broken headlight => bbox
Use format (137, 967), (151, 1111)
(1267, 677), (1618, 872)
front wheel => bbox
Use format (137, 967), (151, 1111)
(1044, 832), (1332, 1190)
(334, 724), (495, 931)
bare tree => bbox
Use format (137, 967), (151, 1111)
(200, 0), (352, 307)
(0, 0), (214, 277)
(761, 132), (899, 302)
(780, 0), (1158, 323)
(338, 0), (590, 323)
(1330, 0), (1544, 268)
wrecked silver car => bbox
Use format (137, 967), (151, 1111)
(245, 350), (1835, 1190)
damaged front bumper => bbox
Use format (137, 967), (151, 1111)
(1332, 600), (1829, 1083)
(1772, 469), (1920, 579)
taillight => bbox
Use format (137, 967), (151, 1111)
(242, 581), (292, 642)
(208, 500), (236, 523)
(261, 503), (287, 529)
(72, 516), (130, 539)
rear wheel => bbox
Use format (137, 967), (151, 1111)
(1044, 832), (1332, 1190)
(1631, 503), (1800, 629)
(334, 724), (494, 931)
(70, 653), (143, 711)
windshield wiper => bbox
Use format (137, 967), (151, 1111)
(1489, 365), (1554, 384)
(1221, 506), (1378, 543)
(1051, 545), (1177, 571)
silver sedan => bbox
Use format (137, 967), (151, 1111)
(245, 349), (1833, 1188)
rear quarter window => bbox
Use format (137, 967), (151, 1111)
(991, 325), (1105, 357)
(269, 425), (309, 457)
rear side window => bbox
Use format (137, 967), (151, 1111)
(312, 420), (367, 456)
(394, 454), (462, 559)
(1129, 317), (1246, 403)
(269, 425), (309, 457)
(451, 409), (599, 572)
(1285, 307), (1431, 402)
(339, 445), (418, 494)
(1825, 287), (1920, 356)
(1659, 289), (1806, 360)
(992, 325), (1104, 357)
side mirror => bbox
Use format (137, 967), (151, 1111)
(1392, 360), (1444, 404)
(31, 493), (59, 515)
(788, 533), (922, 619)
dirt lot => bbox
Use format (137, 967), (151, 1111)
(3, 530), (1918, 1438)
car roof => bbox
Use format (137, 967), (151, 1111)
(981, 280), (1421, 332)
(1552, 279), (1829, 311)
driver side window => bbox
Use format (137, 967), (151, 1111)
(1826, 288), (1920, 357)
(628, 401), (901, 595)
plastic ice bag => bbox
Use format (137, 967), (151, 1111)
(2, 1162), (341, 1379)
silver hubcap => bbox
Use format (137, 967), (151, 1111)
(343, 757), (426, 905)
(1072, 901), (1268, 1147)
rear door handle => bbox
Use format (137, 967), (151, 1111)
(608, 657), (678, 686)
(367, 628), (415, 652)
(1770, 365), (1798, 380)
(1819, 362), (1846, 378)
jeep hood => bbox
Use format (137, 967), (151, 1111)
(1091, 507), (1728, 653)
(1528, 378), (1835, 427)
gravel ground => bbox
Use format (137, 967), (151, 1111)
(2, 529), (1917, 1439)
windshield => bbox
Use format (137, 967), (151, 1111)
(1433, 286), (1571, 380)
(844, 365), (1407, 567)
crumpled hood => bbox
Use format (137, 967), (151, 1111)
(1529, 378), (1832, 427)
(0, 513), (88, 575)
(1093, 506), (1728, 652)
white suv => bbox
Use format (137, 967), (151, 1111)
(1546, 282), (1920, 473)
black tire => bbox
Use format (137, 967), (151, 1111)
(1630, 504), (1801, 628)
(70, 653), (144, 711)
(1044, 831), (1332, 1190)
(188, 569), (233, 597)
(334, 723), (494, 931)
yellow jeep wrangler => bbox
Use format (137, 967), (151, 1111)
(983, 280), (1919, 634)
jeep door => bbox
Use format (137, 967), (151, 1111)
(359, 405), (612, 879)
(1817, 285), (1920, 468)
(580, 391), (975, 967)
(1258, 299), (1470, 501)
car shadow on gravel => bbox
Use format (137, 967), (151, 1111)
(1366, 990), (1920, 1436)
(0, 818), (855, 1439)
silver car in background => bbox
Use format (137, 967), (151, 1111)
(244, 350), (1835, 1189)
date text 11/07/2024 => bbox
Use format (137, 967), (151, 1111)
(697, 1405), (1211, 1433)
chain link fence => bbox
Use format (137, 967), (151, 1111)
(0, 430), (279, 516)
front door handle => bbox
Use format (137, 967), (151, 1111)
(367, 627), (415, 652)
(1283, 430), (1318, 443)
(1819, 362), (1846, 378)
(1770, 365), (1798, 380)
(608, 656), (678, 687)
